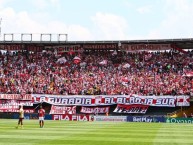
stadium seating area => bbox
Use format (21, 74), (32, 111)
(0, 49), (193, 96)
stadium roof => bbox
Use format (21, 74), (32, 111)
(0, 38), (193, 50)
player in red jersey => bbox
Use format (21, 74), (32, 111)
(38, 105), (45, 128)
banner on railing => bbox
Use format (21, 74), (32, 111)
(83, 44), (117, 49)
(0, 94), (189, 107)
(32, 94), (190, 107)
(45, 45), (82, 54)
(0, 44), (22, 51)
(80, 106), (110, 114)
(121, 44), (172, 51)
(0, 94), (32, 100)
(49, 105), (76, 114)
(0, 100), (33, 110)
(113, 104), (148, 114)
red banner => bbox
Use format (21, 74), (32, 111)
(83, 44), (117, 49)
(80, 106), (110, 114)
(49, 105), (76, 114)
(0, 94), (32, 100)
(27, 45), (43, 52)
(52, 114), (93, 121)
(121, 44), (172, 51)
(113, 104), (149, 114)
(0, 44), (22, 51)
(44, 45), (82, 56)
(0, 109), (34, 113)
(0, 44), (44, 51)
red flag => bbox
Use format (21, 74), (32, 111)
(73, 56), (81, 64)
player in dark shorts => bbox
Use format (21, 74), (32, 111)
(16, 105), (24, 129)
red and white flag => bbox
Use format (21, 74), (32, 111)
(176, 96), (190, 106)
(73, 56), (81, 64)
(99, 60), (107, 65)
(112, 50), (117, 56)
(183, 71), (193, 77)
(57, 57), (67, 64)
(123, 63), (130, 68)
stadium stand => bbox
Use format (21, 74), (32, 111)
(0, 49), (193, 96)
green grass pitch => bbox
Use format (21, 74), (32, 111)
(0, 119), (193, 145)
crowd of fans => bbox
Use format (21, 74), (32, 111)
(0, 48), (193, 96)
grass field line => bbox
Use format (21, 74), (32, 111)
(1, 119), (192, 127)
(1, 130), (193, 138)
(0, 132), (193, 139)
(2, 127), (193, 134)
(1, 120), (193, 145)
(0, 136), (193, 144)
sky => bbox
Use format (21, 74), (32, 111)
(0, 0), (193, 41)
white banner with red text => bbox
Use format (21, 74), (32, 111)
(0, 100), (33, 110)
(32, 94), (190, 107)
(52, 114), (93, 121)
(49, 105), (76, 114)
(0, 94), (32, 100)
(80, 106), (110, 114)
(113, 104), (149, 114)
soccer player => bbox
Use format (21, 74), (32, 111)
(38, 105), (45, 128)
(16, 105), (24, 129)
